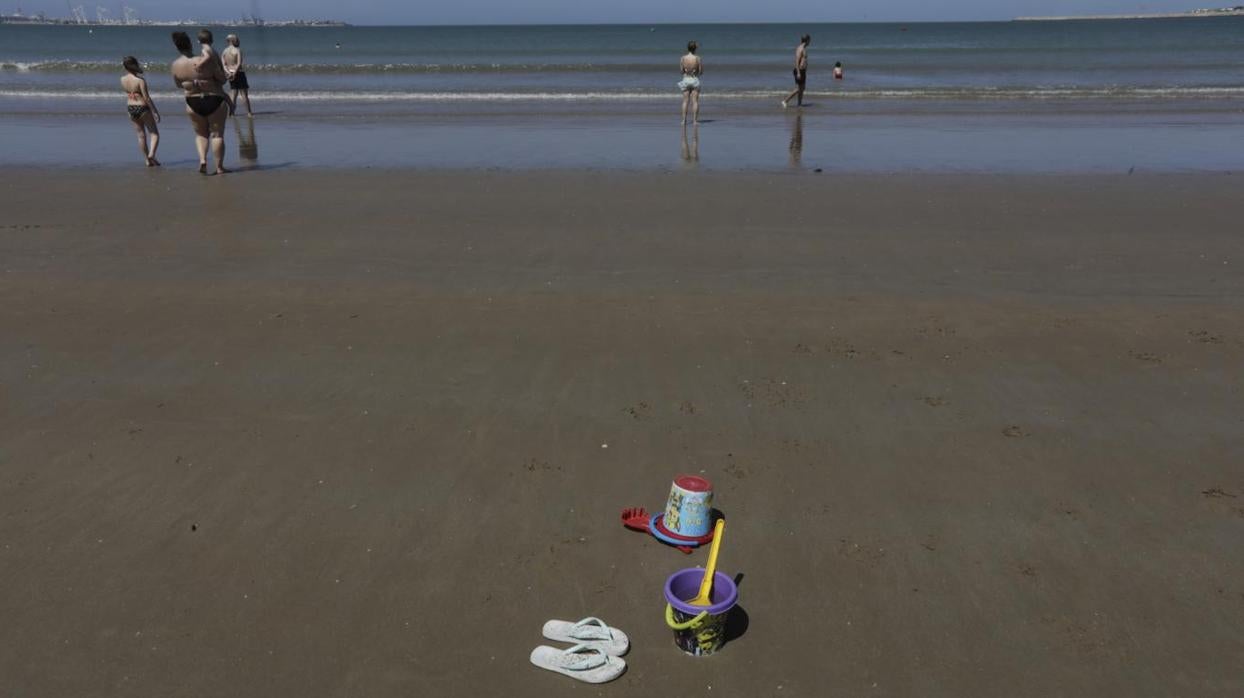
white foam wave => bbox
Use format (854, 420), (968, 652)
(2, 86), (1243, 102)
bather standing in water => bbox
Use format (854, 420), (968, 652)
(171, 31), (231, 175)
(120, 55), (161, 166)
(678, 41), (702, 125)
(195, 29), (235, 116)
(222, 34), (252, 118)
(781, 34), (812, 108)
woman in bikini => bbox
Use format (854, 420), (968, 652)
(170, 31), (230, 175)
(120, 56), (160, 166)
(678, 41), (703, 125)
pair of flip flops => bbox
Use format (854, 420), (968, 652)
(529, 617), (629, 684)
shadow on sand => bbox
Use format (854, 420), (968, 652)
(724, 571), (749, 645)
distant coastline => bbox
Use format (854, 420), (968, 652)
(1016, 6), (1244, 21)
(0, 14), (348, 27)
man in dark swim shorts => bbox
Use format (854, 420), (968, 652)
(222, 34), (253, 117)
(781, 34), (812, 108)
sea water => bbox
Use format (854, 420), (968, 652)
(2, 20), (1242, 170)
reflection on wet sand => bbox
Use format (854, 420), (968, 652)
(788, 112), (803, 168)
(681, 123), (699, 167)
(234, 117), (259, 165)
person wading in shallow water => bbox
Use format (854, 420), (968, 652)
(120, 55), (161, 166)
(678, 41), (703, 125)
(222, 34), (253, 118)
(781, 34), (812, 108)
(171, 31), (231, 175)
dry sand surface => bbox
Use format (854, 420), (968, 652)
(1, 169), (1242, 696)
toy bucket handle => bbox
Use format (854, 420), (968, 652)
(665, 603), (709, 630)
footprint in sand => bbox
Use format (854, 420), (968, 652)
(1188, 330), (1223, 344)
(1215, 587), (1244, 602)
(825, 337), (878, 360)
(1128, 350), (1163, 364)
(523, 458), (561, 474)
(624, 401), (650, 420)
(738, 379), (807, 408)
(1041, 614), (1122, 658)
(1199, 488), (1243, 519)
(780, 437), (803, 453)
(835, 538), (887, 567)
(1002, 425), (1026, 438)
(916, 323), (958, 338)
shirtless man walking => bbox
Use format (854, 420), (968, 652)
(222, 34), (252, 118)
(781, 34), (811, 108)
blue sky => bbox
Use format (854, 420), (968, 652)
(8, 1), (1211, 24)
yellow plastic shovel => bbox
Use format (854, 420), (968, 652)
(688, 519), (726, 606)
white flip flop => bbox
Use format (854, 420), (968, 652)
(529, 643), (627, 684)
(541, 617), (630, 656)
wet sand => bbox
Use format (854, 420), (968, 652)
(3, 102), (1244, 171)
(1, 170), (1242, 696)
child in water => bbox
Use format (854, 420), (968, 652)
(120, 56), (160, 166)
(834, 62), (844, 80)
(196, 29), (236, 115)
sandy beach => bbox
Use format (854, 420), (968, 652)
(1, 169), (1242, 696)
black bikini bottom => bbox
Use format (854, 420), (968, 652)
(127, 104), (149, 122)
(185, 95), (225, 117)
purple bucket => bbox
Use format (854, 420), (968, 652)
(663, 569), (738, 656)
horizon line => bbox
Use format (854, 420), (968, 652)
(2, 17), (1041, 27)
(347, 19), (1015, 26)
(9, 15), (1236, 27)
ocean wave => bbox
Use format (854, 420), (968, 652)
(3, 59), (754, 74)
(7, 57), (1244, 76)
(3, 86), (1243, 101)
(1, 60), (44, 72)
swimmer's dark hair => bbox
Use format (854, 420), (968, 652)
(802, 34), (812, 44)
(171, 31), (193, 56)
(122, 55), (142, 73)
(687, 40), (698, 53)
(198, 29), (214, 45)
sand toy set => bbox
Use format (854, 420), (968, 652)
(663, 517), (735, 656)
(621, 475), (719, 553)
(533, 474), (739, 684)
